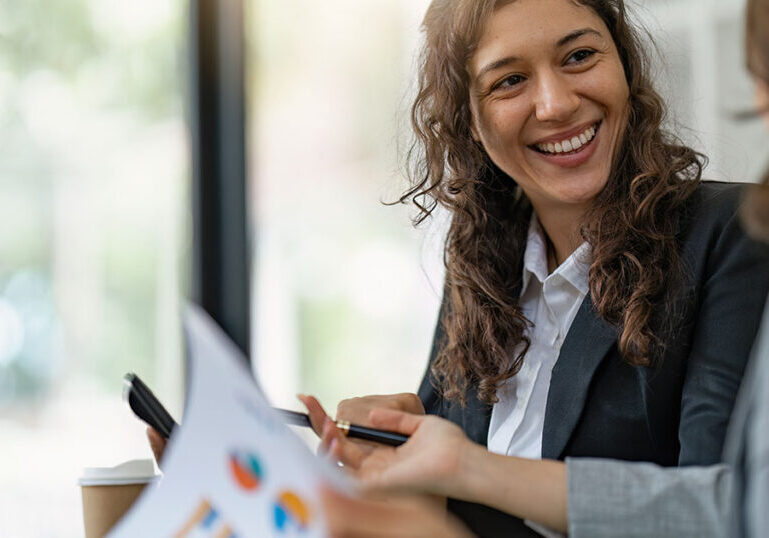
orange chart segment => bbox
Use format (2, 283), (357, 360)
(228, 451), (264, 492)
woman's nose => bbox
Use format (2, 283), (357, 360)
(533, 73), (581, 123)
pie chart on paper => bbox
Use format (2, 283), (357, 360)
(273, 490), (312, 533)
(228, 450), (264, 492)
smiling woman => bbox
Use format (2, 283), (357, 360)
(303, 0), (769, 536)
(468, 3), (630, 215)
(412, 0), (707, 409)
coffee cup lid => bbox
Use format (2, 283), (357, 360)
(79, 459), (159, 486)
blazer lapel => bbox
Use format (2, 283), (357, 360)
(441, 384), (493, 447)
(542, 294), (616, 459)
(462, 387), (493, 446)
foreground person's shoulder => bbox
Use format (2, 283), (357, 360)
(694, 180), (749, 212)
(680, 180), (752, 228)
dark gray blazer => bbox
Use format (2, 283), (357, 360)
(418, 181), (769, 537)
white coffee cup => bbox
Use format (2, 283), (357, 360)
(79, 459), (159, 537)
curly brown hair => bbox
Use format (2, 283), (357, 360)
(402, 0), (705, 405)
(742, 0), (769, 240)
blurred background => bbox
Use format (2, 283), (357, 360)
(0, 0), (764, 536)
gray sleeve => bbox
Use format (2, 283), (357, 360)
(745, 333), (769, 538)
(567, 458), (732, 538)
(746, 461), (769, 538)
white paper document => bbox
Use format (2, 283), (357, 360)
(110, 305), (349, 538)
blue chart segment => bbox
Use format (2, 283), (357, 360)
(273, 490), (312, 533)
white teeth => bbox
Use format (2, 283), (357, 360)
(571, 136), (582, 150)
(535, 123), (598, 154)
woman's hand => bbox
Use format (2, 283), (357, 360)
(320, 487), (473, 538)
(298, 393), (424, 468)
(298, 394), (369, 468)
(335, 393), (425, 425)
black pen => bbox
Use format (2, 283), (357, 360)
(125, 372), (409, 447)
(274, 408), (409, 447)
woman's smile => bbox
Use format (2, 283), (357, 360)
(529, 120), (602, 169)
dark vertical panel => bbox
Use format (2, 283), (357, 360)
(189, 0), (250, 357)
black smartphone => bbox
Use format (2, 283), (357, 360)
(123, 372), (179, 439)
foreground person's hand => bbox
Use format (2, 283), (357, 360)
(357, 411), (570, 533)
(146, 427), (167, 465)
(355, 409), (475, 499)
(321, 487), (473, 538)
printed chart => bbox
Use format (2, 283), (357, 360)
(109, 306), (349, 537)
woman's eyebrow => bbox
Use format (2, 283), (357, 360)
(473, 28), (603, 84)
(557, 28), (602, 48)
(475, 55), (521, 84)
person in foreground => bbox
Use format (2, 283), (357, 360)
(301, 0), (769, 535)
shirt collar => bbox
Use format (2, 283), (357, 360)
(521, 213), (591, 296)
(521, 214), (550, 293)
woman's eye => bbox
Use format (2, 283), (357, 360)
(567, 49), (596, 64)
(492, 74), (525, 91)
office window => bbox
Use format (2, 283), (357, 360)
(0, 1), (187, 535)
(249, 0), (445, 410)
(641, 0), (766, 181)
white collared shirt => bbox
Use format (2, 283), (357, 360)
(487, 215), (591, 458)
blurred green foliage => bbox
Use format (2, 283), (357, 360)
(0, 0), (185, 402)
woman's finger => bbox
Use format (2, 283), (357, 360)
(335, 393), (424, 425)
(322, 418), (368, 469)
(297, 394), (329, 436)
(367, 408), (426, 436)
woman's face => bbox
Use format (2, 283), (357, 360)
(468, 0), (630, 216)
